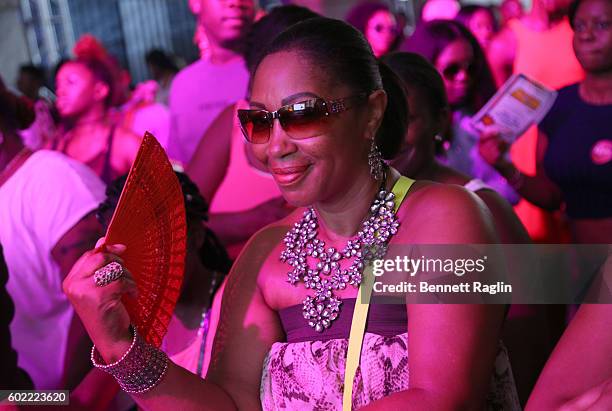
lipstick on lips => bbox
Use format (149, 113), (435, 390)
(271, 164), (311, 186)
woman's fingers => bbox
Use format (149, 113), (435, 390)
(83, 253), (125, 278)
(95, 237), (106, 249)
(106, 243), (127, 254)
(61, 244), (137, 352)
(95, 236), (127, 254)
(102, 275), (138, 299)
(121, 268), (139, 299)
(64, 251), (125, 299)
(478, 131), (511, 167)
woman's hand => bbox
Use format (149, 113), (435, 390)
(62, 238), (138, 363)
(478, 128), (511, 171)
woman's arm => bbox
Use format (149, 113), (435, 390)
(206, 196), (292, 246)
(186, 104), (234, 203)
(475, 189), (531, 244)
(204, 225), (287, 409)
(479, 129), (563, 211)
(363, 304), (504, 410)
(526, 304), (612, 410)
(363, 184), (505, 410)
(138, 226), (286, 410)
(63, 226), (286, 411)
(559, 378), (612, 411)
(202, 278), (226, 376)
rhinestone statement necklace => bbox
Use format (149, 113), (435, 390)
(280, 187), (399, 332)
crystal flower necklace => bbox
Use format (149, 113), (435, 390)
(280, 180), (400, 332)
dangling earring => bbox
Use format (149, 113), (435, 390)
(368, 138), (384, 181)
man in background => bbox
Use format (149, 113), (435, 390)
(168, 0), (256, 166)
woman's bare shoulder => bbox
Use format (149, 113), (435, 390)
(396, 180), (495, 243)
(400, 180), (485, 217)
(241, 207), (303, 255)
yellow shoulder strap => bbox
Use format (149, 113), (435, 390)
(342, 176), (414, 410)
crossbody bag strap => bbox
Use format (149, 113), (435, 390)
(342, 176), (415, 411)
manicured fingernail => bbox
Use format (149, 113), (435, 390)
(107, 244), (127, 253)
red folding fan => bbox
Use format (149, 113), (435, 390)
(104, 132), (186, 347)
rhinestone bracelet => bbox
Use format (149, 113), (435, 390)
(91, 326), (169, 394)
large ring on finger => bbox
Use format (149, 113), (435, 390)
(94, 262), (124, 287)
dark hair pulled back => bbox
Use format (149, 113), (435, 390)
(383, 51), (448, 116)
(253, 17), (407, 159)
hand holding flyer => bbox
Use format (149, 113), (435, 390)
(471, 74), (558, 143)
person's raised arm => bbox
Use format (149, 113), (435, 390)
(63, 225), (287, 411)
(186, 104), (234, 204)
(526, 304), (612, 410)
(205, 225), (287, 409)
(479, 129), (563, 211)
(362, 184), (505, 410)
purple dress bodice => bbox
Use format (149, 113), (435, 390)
(279, 298), (407, 343)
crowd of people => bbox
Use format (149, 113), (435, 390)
(1, 0), (611, 409)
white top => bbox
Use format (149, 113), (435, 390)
(0, 150), (105, 388)
(464, 178), (493, 193)
(167, 58), (249, 165)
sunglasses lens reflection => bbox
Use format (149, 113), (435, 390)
(239, 110), (271, 143)
(442, 63), (475, 79)
(374, 24), (398, 34)
(279, 101), (329, 139)
(239, 100), (331, 143)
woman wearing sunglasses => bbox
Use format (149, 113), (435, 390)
(63, 17), (518, 410)
(383, 52), (572, 406)
(402, 20), (520, 205)
(346, 1), (402, 57)
(384, 52), (529, 244)
(479, 0), (612, 245)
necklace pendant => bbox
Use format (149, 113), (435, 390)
(303, 295), (341, 332)
(283, 189), (399, 332)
